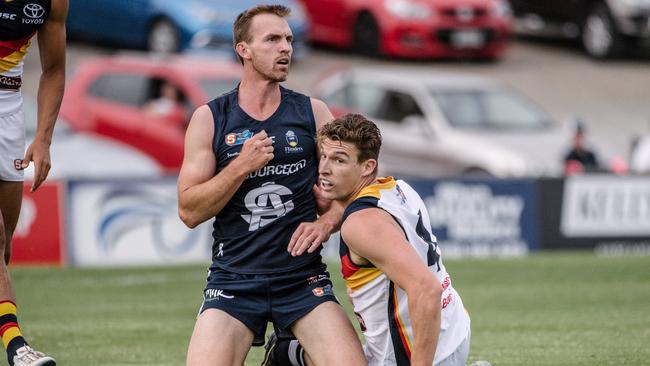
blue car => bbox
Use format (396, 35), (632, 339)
(66, 0), (309, 58)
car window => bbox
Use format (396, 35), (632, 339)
(322, 84), (350, 109)
(348, 83), (385, 118)
(375, 90), (424, 122)
(430, 88), (551, 130)
(88, 73), (150, 107)
(198, 78), (240, 98)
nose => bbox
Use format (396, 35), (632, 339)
(318, 157), (330, 174)
(280, 39), (292, 54)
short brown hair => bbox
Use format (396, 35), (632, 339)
(233, 4), (291, 64)
(318, 113), (382, 166)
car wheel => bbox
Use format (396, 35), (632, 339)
(148, 19), (180, 54)
(353, 13), (381, 57)
(581, 3), (622, 59)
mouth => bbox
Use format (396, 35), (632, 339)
(319, 178), (333, 191)
(276, 57), (290, 67)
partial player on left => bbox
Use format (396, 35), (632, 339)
(0, 0), (67, 365)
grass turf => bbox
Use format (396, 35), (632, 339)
(10, 252), (650, 365)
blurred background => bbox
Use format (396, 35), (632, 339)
(10, 1), (650, 365)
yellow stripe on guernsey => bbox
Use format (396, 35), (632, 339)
(344, 177), (396, 292)
(345, 267), (383, 292)
(355, 176), (396, 200)
(0, 39), (32, 74)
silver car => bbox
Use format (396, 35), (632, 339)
(315, 68), (570, 178)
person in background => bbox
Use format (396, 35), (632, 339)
(630, 121), (650, 174)
(564, 120), (600, 175)
(143, 80), (184, 120)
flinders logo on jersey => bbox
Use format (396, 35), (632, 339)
(225, 129), (254, 146)
(285, 130), (303, 153)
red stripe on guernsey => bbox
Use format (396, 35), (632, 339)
(0, 34), (34, 58)
(0, 300), (16, 307)
(341, 254), (360, 280)
(0, 322), (18, 336)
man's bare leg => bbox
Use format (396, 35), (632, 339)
(291, 301), (366, 366)
(186, 309), (255, 366)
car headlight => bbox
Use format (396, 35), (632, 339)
(384, 0), (433, 20)
(491, 0), (512, 18)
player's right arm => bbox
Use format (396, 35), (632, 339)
(177, 105), (274, 228)
(342, 208), (443, 366)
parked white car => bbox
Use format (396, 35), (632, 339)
(315, 68), (572, 178)
(22, 97), (162, 180)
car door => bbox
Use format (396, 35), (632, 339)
(85, 72), (185, 171)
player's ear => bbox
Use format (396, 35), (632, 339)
(361, 159), (377, 177)
(236, 42), (251, 61)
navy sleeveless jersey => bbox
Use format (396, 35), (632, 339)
(0, 0), (51, 40)
(207, 86), (322, 274)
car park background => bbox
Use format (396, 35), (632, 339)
(10, 5), (650, 365)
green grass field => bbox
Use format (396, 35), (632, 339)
(11, 252), (650, 366)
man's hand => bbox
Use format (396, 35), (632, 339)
(287, 220), (334, 256)
(233, 130), (274, 173)
(22, 139), (51, 192)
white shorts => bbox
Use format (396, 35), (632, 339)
(0, 109), (25, 182)
(436, 329), (470, 366)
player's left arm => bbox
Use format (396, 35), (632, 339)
(288, 97), (340, 256)
(343, 208), (443, 366)
(23, 0), (67, 192)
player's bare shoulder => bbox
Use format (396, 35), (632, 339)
(185, 105), (215, 142)
(310, 97), (334, 130)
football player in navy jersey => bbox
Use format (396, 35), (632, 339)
(0, 0), (66, 365)
(177, 4), (366, 366)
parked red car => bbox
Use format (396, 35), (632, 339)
(60, 54), (242, 172)
(298, 0), (513, 59)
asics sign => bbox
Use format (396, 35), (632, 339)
(241, 182), (294, 231)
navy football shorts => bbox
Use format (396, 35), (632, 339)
(199, 264), (338, 346)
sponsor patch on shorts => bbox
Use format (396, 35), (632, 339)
(312, 284), (333, 297)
